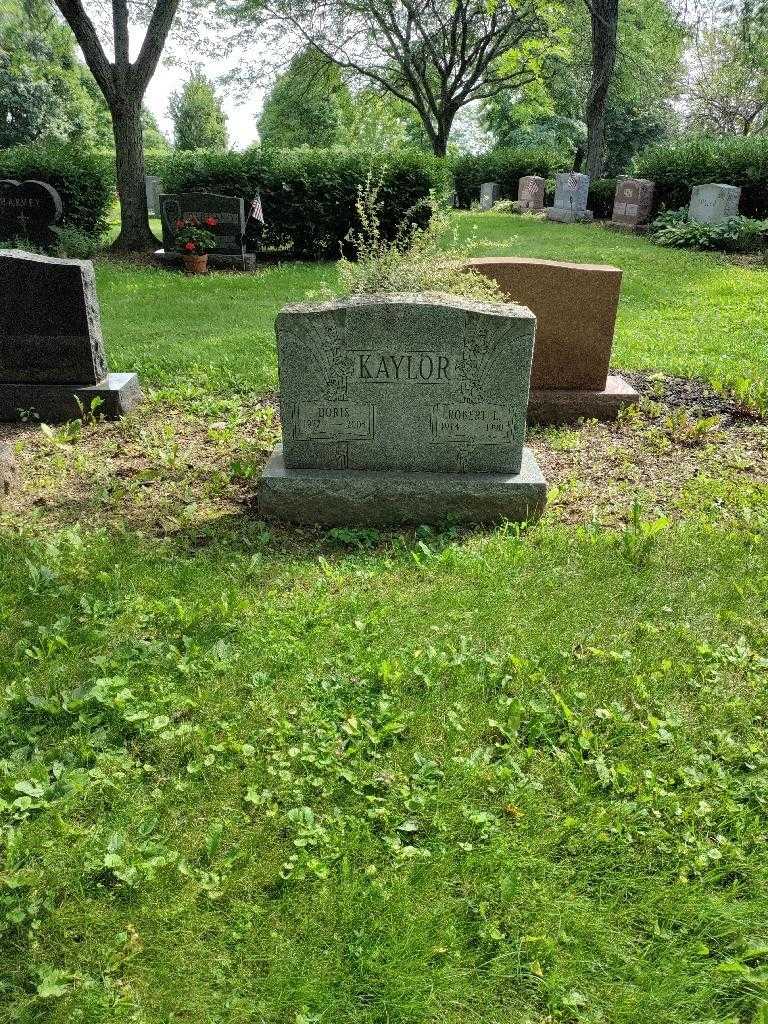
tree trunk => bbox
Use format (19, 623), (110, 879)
(584, 0), (619, 180)
(431, 112), (455, 157)
(110, 95), (159, 252)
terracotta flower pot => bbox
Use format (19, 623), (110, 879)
(182, 253), (208, 275)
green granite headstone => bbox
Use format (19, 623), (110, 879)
(259, 293), (547, 525)
(276, 293), (536, 476)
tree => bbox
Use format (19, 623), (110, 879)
(483, 0), (684, 173)
(686, 20), (768, 134)
(169, 70), (228, 149)
(258, 46), (348, 148)
(0, 0), (104, 148)
(52, 0), (182, 250)
(583, 0), (619, 177)
(229, 0), (565, 157)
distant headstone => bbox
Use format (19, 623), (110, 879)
(259, 293), (546, 525)
(158, 193), (246, 257)
(0, 179), (62, 246)
(545, 172), (593, 223)
(479, 182), (501, 211)
(612, 177), (655, 227)
(0, 250), (142, 421)
(688, 183), (741, 225)
(145, 175), (162, 217)
(518, 176), (546, 212)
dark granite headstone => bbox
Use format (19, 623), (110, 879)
(159, 193), (246, 256)
(0, 250), (142, 421)
(0, 179), (63, 245)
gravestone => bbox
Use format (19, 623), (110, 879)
(0, 179), (62, 246)
(479, 182), (501, 211)
(688, 183), (741, 225)
(0, 250), (142, 421)
(259, 293), (546, 525)
(158, 192), (246, 260)
(545, 172), (593, 223)
(611, 177), (655, 227)
(518, 176), (546, 212)
(466, 257), (638, 424)
(145, 175), (162, 217)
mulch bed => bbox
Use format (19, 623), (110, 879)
(619, 370), (762, 424)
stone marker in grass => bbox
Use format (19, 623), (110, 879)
(688, 183), (741, 225)
(611, 177), (655, 228)
(259, 292), (546, 526)
(518, 176), (546, 212)
(465, 257), (638, 424)
(479, 182), (500, 211)
(0, 249), (142, 421)
(0, 179), (63, 247)
(545, 172), (593, 224)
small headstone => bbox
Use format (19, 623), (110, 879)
(0, 179), (63, 246)
(259, 293), (546, 525)
(611, 177), (655, 227)
(545, 172), (593, 223)
(0, 250), (142, 421)
(159, 193), (246, 257)
(518, 176), (546, 212)
(0, 441), (17, 496)
(145, 175), (162, 217)
(479, 182), (501, 211)
(688, 183), (741, 225)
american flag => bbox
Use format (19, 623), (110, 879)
(248, 193), (265, 225)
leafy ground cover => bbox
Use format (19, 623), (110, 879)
(1, 215), (767, 1023)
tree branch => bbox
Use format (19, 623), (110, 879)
(54, 0), (116, 103)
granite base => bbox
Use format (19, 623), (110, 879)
(258, 444), (547, 527)
(544, 208), (594, 223)
(528, 374), (639, 424)
(0, 372), (142, 422)
(154, 249), (257, 271)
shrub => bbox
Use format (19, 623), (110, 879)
(335, 173), (505, 304)
(648, 209), (768, 253)
(635, 135), (768, 218)
(0, 143), (114, 238)
(588, 177), (617, 219)
(452, 146), (569, 208)
(161, 146), (449, 258)
(51, 226), (101, 259)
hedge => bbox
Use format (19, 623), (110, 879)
(635, 135), (768, 218)
(0, 144), (114, 238)
(161, 147), (450, 258)
(452, 146), (569, 208)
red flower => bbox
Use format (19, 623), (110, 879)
(184, 241), (196, 252)
(204, 216), (218, 227)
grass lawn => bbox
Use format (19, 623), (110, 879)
(1, 214), (768, 1024)
(99, 212), (768, 394)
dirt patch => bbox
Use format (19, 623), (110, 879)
(0, 378), (765, 539)
(618, 369), (763, 423)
